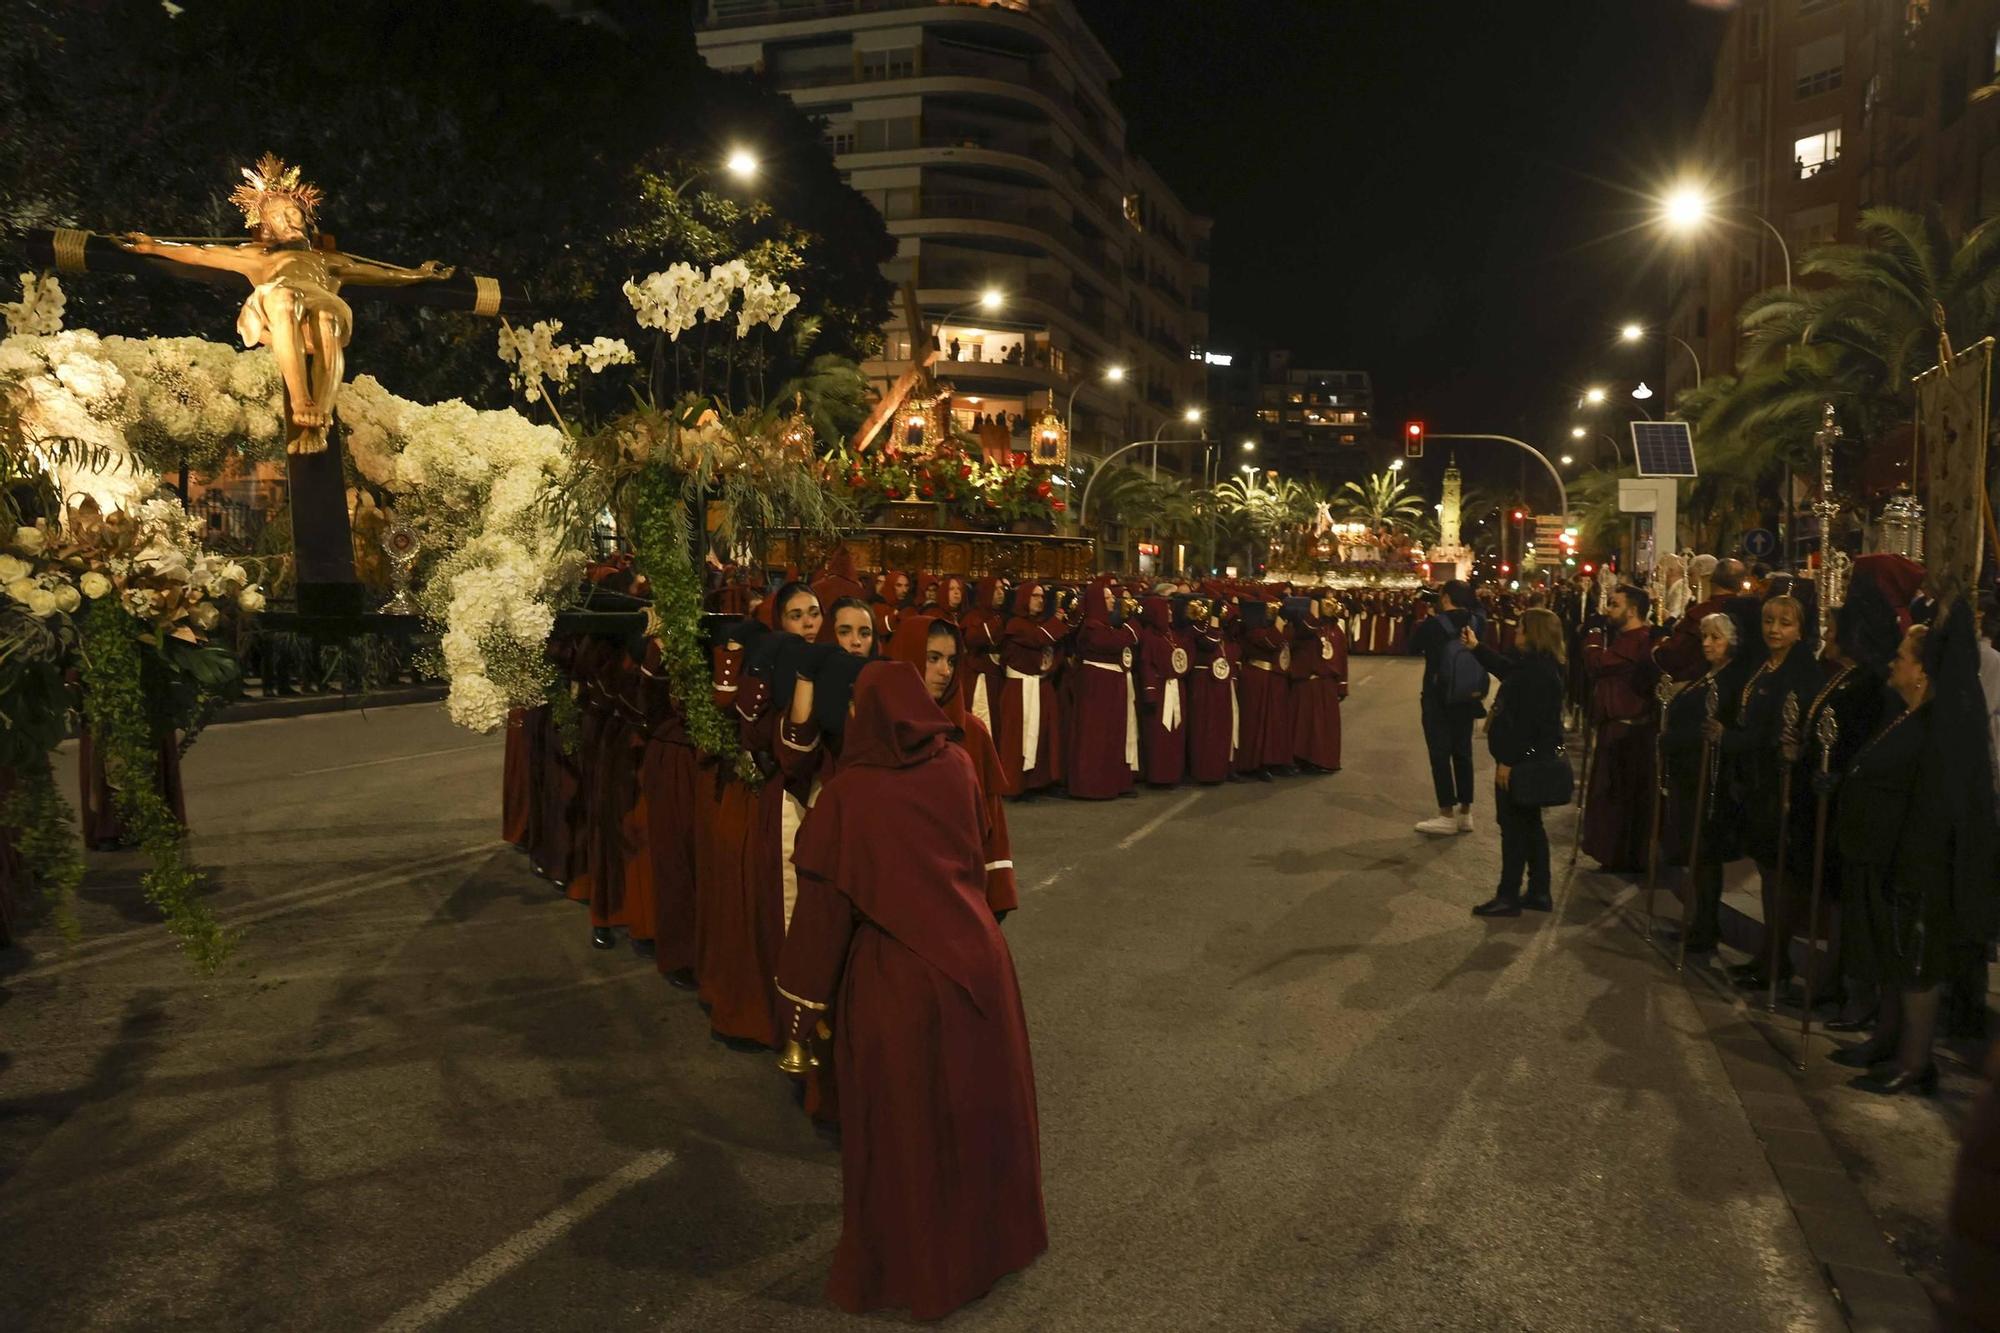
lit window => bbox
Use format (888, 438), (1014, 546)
(1795, 125), (1841, 177)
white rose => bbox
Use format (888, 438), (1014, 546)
(51, 583), (81, 613)
(79, 571), (112, 599)
(24, 586), (60, 618)
(4, 576), (37, 605)
(0, 553), (29, 582)
(13, 525), (44, 554)
(237, 586), (266, 613)
(190, 601), (220, 630)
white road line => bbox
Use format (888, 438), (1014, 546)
(1116, 791), (1203, 850)
(294, 742), (499, 777)
(375, 1149), (678, 1333)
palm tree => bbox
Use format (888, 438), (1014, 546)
(1691, 207), (2000, 503)
(1335, 469), (1427, 534)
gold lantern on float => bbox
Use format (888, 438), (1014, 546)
(1031, 409), (1069, 468)
(777, 392), (814, 463)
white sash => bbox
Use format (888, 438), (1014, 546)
(1230, 679), (1240, 756)
(780, 790), (806, 931)
(971, 670), (993, 733)
(1006, 666), (1042, 769)
(1125, 670), (1140, 771)
(1161, 677), (1182, 733)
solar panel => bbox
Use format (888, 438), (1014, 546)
(1629, 421), (1698, 478)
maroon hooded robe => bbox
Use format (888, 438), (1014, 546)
(1063, 579), (1139, 799)
(996, 584), (1064, 795)
(1291, 605), (1346, 772)
(1235, 606), (1289, 774)
(1136, 596), (1191, 786)
(778, 662), (1047, 1320)
(1185, 612), (1238, 784)
(1580, 623), (1661, 872)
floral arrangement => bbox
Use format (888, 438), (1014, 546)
(623, 260), (800, 342)
(0, 499), (264, 967)
(0, 322), (285, 511)
(339, 377), (583, 733)
(828, 439), (1065, 528)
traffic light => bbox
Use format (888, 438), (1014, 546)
(1512, 509), (1525, 522)
(1404, 421), (1424, 458)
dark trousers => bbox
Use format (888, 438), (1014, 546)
(1422, 698), (1475, 809)
(1494, 783), (1549, 899)
(1685, 856), (1723, 947)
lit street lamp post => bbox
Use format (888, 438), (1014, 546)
(1620, 322), (1704, 389)
(1660, 185), (1792, 292)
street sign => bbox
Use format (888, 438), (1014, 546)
(1743, 528), (1776, 558)
(1533, 515), (1565, 559)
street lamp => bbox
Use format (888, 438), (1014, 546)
(1061, 363), (1129, 451)
(1620, 321), (1704, 388)
(1241, 439), (1256, 452)
(1659, 183), (1792, 292)
(1571, 425), (1587, 439)
(1560, 454), (1574, 466)
(1583, 386), (1608, 406)
(724, 148), (760, 180)
(1389, 457), (1404, 471)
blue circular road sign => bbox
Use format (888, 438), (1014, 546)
(1743, 528), (1776, 558)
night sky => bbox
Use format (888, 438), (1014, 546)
(1079, 0), (1730, 493)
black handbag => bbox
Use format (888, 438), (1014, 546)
(1509, 746), (1574, 807)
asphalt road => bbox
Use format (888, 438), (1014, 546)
(1, 659), (1849, 1331)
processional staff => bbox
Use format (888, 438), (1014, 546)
(1797, 705), (1840, 1070)
(1642, 676), (1679, 937)
(1676, 680), (1720, 972)
(1766, 692), (1803, 1012)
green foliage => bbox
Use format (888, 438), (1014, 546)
(0, 755), (84, 941)
(78, 597), (229, 971)
(1335, 470), (1427, 531)
(622, 466), (738, 769)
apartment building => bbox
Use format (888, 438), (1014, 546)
(1665, 0), (2000, 404)
(692, 0), (1211, 469)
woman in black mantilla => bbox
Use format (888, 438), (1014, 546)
(1660, 608), (1757, 952)
(1712, 593), (1821, 990)
(1828, 600), (1998, 1095)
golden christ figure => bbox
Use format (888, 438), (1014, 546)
(114, 155), (454, 454)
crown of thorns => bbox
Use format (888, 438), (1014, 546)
(229, 153), (324, 229)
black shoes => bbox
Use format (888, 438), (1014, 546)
(1849, 1065), (1937, 1097)
(1828, 1040), (1893, 1068)
(590, 926), (617, 950)
(1472, 895), (1522, 917)
(663, 967), (698, 991)
(1521, 891), (1553, 913)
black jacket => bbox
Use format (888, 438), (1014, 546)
(1410, 607), (1486, 715)
(1473, 645), (1565, 765)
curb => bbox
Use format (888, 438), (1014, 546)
(210, 685), (447, 725)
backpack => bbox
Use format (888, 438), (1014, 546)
(1438, 630), (1490, 704)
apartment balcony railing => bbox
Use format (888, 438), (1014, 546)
(705, 0), (1029, 29)
(917, 193), (1118, 271)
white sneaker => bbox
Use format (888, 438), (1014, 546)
(1455, 811), (1474, 833)
(1414, 816), (1459, 835)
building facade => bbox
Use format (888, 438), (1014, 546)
(693, 0), (1212, 481)
(1666, 0), (2000, 405)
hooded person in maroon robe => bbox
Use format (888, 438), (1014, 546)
(887, 614), (1018, 915)
(959, 576), (1009, 729)
(777, 661), (1047, 1321)
(1181, 594), (1237, 783)
(1580, 584), (1662, 872)
(997, 582), (1064, 796)
(1064, 578), (1140, 799)
(1291, 591), (1346, 772)
(1136, 595), (1191, 786)
(1233, 600), (1288, 779)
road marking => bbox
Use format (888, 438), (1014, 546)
(294, 742), (499, 777)
(375, 1149), (678, 1333)
(1116, 791), (1203, 850)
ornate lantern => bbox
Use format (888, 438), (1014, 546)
(1874, 487), (1925, 561)
(777, 392), (814, 463)
(1031, 409), (1069, 468)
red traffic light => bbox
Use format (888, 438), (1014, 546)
(1512, 509), (1525, 521)
(1581, 563), (1595, 574)
(1403, 421), (1424, 459)
(1499, 562), (1512, 574)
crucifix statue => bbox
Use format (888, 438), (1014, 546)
(27, 154), (527, 616)
(114, 156), (450, 455)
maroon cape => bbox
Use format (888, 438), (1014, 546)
(778, 663), (1046, 1320)
(1235, 622), (1290, 773)
(1581, 625), (1661, 872)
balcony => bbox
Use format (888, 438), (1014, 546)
(919, 192), (1119, 270)
(704, 0), (1031, 29)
